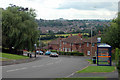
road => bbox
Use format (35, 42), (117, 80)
(2, 55), (89, 78)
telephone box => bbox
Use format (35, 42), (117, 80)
(97, 43), (112, 66)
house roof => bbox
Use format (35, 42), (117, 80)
(62, 36), (86, 44)
(85, 36), (98, 43)
(48, 34), (98, 45)
(49, 38), (65, 45)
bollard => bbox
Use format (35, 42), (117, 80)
(27, 53), (29, 57)
(29, 53), (32, 58)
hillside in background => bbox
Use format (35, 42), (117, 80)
(36, 18), (111, 34)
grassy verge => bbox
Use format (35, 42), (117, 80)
(87, 59), (93, 64)
(55, 78), (106, 80)
(0, 52), (29, 61)
(76, 66), (115, 73)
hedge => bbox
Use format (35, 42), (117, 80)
(51, 50), (84, 56)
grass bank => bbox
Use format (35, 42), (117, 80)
(76, 66), (115, 73)
(0, 52), (29, 61)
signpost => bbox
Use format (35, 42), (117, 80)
(97, 43), (112, 66)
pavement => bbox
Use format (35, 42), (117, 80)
(68, 61), (119, 79)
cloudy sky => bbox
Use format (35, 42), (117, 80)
(0, 0), (119, 20)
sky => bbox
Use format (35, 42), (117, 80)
(0, 0), (119, 20)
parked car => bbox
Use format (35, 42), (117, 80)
(50, 52), (58, 57)
(39, 51), (43, 55)
(45, 51), (51, 55)
(36, 50), (43, 55)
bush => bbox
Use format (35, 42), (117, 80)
(58, 51), (84, 56)
(115, 48), (119, 66)
(51, 50), (57, 52)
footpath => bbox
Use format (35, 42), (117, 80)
(1, 53), (40, 66)
(68, 62), (119, 80)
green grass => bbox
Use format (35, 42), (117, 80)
(55, 78), (106, 80)
(41, 40), (53, 44)
(76, 66), (115, 73)
(0, 52), (29, 61)
(40, 33), (89, 38)
(87, 59), (97, 64)
(87, 59), (93, 64)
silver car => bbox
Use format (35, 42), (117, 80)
(50, 52), (58, 57)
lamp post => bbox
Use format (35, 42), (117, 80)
(34, 44), (37, 58)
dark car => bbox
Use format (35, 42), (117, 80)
(50, 52), (58, 57)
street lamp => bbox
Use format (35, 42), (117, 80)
(34, 44), (37, 58)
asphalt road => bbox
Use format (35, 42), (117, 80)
(2, 55), (89, 78)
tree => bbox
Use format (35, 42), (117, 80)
(0, 8), (2, 47)
(2, 5), (39, 51)
(102, 12), (120, 49)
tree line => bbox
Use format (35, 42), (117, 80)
(102, 12), (120, 49)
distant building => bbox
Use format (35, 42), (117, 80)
(45, 33), (98, 56)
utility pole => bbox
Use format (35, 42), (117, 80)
(91, 26), (93, 57)
(59, 38), (61, 55)
(39, 34), (40, 51)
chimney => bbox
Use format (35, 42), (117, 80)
(98, 30), (101, 36)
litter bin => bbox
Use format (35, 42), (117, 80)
(92, 56), (96, 64)
(27, 53), (29, 57)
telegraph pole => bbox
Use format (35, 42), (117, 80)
(91, 26), (93, 57)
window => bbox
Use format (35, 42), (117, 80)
(79, 43), (81, 47)
(65, 48), (67, 52)
(63, 42), (66, 44)
(69, 48), (71, 52)
(63, 48), (64, 51)
(70, 43), (73, 46)
(87, 51), (90, 55)
(92, 43), (95, 47)
(87, 43), (89, 47)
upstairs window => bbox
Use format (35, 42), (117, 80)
(79, 43), (81, 47)
(70, 43), (73, 46)
(92, 43), (95, 47)
(87, 43), (89, 47)
(63, 42), (66, 44)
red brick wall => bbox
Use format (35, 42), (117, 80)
(83, 42), (97, 56)
(48, 44), (59, 50)
(50, 41), (97, 56)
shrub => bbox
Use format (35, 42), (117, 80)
(51, 50), (57, 52)
(58, 51), (84, 56)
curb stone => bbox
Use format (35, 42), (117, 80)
(1, 57), (39, 66)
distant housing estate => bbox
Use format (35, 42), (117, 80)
(44, 33), (99, 56)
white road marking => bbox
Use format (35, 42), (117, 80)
(65, 72), (75, 78)
(7, 67), (27, 72)
(32, 65), (44, 68)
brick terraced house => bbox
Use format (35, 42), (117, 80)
(46, 33), (98, 56)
